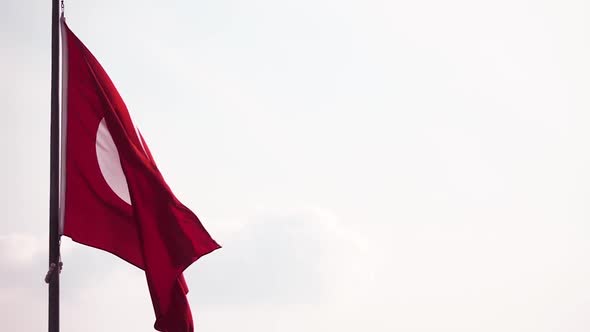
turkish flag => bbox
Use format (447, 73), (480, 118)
(59, 20), (220, 332)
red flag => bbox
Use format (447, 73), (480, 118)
(59, 20), (220, 332)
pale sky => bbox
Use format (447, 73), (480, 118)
(2, 0), (590, 331)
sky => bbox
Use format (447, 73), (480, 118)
(2, 0), (590, 331)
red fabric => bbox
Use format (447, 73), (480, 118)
(62, 22), (220, 332)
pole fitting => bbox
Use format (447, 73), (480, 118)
(44, 261), (63, 284)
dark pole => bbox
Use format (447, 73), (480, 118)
(48, 0), (60, 331)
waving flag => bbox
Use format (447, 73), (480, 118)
(59, 20), (220, 332)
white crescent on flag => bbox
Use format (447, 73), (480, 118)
(95, 118), (132, 205)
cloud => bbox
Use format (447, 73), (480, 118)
(0, 233), (48, 287)
(184, 208), (378, 332)
(61, 266), (156, 332)
(0, 233), (48, 331)
(0, 233), (43, 266)
(0, 208), (375, 332)
(187, 208), (375, 307)
(3, 0), (590, 331)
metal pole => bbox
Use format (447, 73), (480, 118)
(48, 0), (61, 330)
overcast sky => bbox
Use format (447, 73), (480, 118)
(2, 0), (590, 331)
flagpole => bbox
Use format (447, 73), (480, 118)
(48, 0), (61, 330)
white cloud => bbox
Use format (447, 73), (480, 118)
(0, 233), (47, 331)
(187, 208), (375, 306)
(0, 233), (43, 267)
(3, 0), (590, 331)
(44, 209), (375, 331)
(186, 208), (378, 331)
